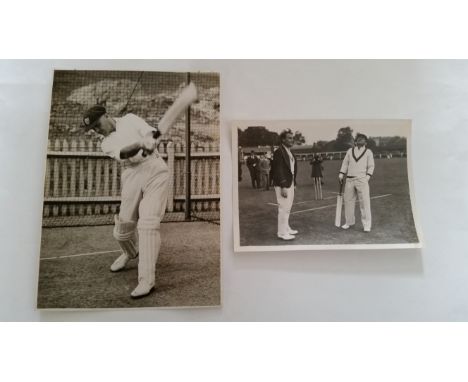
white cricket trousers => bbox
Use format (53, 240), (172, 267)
(119, 156), (169, 287)
(344, 177), (371, 230)
(274, 185), (295, 236)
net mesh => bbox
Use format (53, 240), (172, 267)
(43, 70), (220, 227)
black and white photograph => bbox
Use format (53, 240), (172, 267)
(233, 120), (422, 251)
(37, 70), (220, 309)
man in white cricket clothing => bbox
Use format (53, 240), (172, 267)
(338, 133), (375, 232)
(272, 129), (298, 240)
(83, 105), (169, 298)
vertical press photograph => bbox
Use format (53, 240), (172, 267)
(37, 70), (220, 309)
(233, 120), (422, 251)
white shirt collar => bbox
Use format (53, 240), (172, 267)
(354, 145), (366, 153)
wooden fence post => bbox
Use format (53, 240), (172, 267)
(52, 139), (60, 217)
(43, 136), (220, 226)
(95, 158), (102, 197)
(211, 150), (219, 211)
(203, 142), (211, 210)
(44, 139), (51, 216)
(45, 159), (51, 198)
(87, 140), (94, 197)
(111, 161), (118, 196)
(190, 142), (196, 196)
(166, 141), (175, 212)
(174, 142), (181, 196)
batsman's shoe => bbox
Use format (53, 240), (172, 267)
(130, 281), (155, 299)
(364, 227), (371, 232)
(341, 224), (354, 230)
(288, 229), (299, 235)
(110, 252), (137, 272)
(277, 233), (296, 241)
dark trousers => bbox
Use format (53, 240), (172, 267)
(248, 167), (258, 188)
(260, 172), (269, 190)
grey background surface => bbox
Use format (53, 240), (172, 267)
(1, 59), (467, 321)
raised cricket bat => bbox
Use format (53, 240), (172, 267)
(335, 180), (345, 227)
(142, 82), (198, 156)
(158, 82), (198, 135)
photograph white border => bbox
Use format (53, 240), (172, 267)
(232, 119), (424, 252)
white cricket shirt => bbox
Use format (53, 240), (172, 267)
(339, 146), (375, 178)
(101, 114), (157, 164)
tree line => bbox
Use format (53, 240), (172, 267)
(238, 126), (305, 147)
(238, 126), (406, 152)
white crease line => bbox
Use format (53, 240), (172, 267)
(267, 193), (336, 207)
(268, 196), (336, 206)
(291, 194), (393, 215)
(369, 194), (393, 200)
(290, 203), (340, 214)
(293, 196), (336, 205)
(267, 193), (383, 207)
(41, 249), (121, 261)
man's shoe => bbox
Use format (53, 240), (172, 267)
(130, 282), (155, 299)
(341, 224), (354, 230)
(288, 229), (299, 235)
(110, 252), (137, 272)
(277, 234), (296, 241)
(364, 228), (371, 232)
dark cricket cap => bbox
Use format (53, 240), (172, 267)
(83, 105), (106, 129)
(355, 133), (368, 141)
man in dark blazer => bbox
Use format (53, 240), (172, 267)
(246, 150), (260, 188)
(272, 129), (298, 240)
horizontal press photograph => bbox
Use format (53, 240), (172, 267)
(37, 70), (220, 309)
(233, 120), (422, 251)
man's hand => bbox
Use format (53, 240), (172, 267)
(119, 131), (160, 160)
(140, 131), (157, 154)
(281, 188), (288, 198)
(366, 175), (371, 181)
(338, 173), (344, 182)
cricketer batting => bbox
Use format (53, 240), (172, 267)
(83, 105), (169, 298)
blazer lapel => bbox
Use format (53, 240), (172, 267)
(281, 145), (291, 171)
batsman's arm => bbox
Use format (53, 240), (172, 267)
(339, 149), (350, 177)
(157, 82), (198, 135)
(294, 156), (298, 185)
(366, 150), (375, 177)
(119, 142), (144, 159)
(119, 130), (159, 159)
(140, 130), (161, 157)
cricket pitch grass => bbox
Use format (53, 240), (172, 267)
(37, 221), (220, 309)
(238, 158), (419, 247)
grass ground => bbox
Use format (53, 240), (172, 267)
(238, 158), (419, 247)
(37, 221), (220, 309)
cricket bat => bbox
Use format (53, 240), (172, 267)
(335, 180), (345, 227)
(142, 82), (198, 156)
(158, 82), (198, 135)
